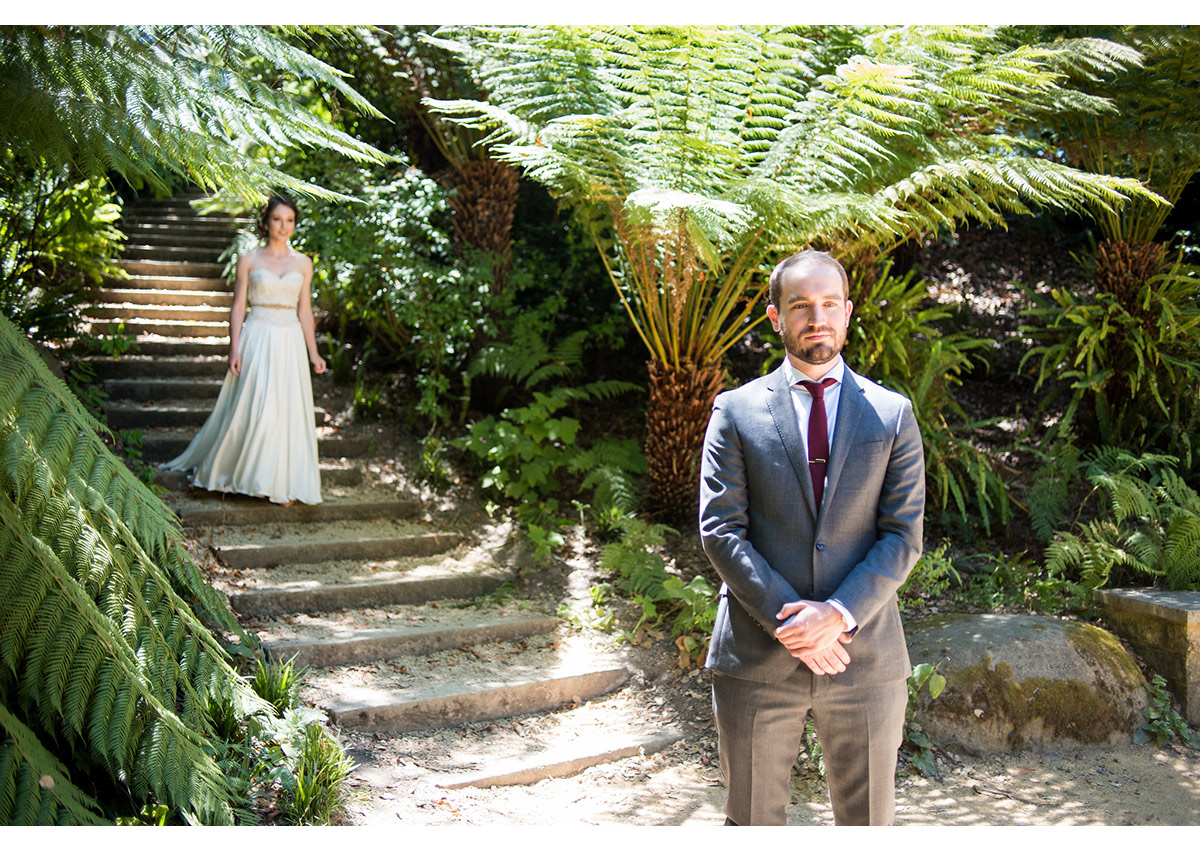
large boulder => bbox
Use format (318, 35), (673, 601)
(906, 613), (1148, 753)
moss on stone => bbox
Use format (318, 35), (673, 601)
(1065, 622), (1146, 696)
(933, 653), (1135, 748)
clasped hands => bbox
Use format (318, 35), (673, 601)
(775, 600), (852, 676)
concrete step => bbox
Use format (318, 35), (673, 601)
(323, 665), (630, 733)
(227, 564), (509, 617)
(101, 400), (327, 429)
(155, 460), (362, 492)
(264, 612), (561, 668)
(117, 259), (224, 278)
(122, 244), (224, 263)
(88, 303), (230, 323)
(121, 232), (233, 249)
(86, 317), (229, 338)
(114, 339), (230, 358)
(97, 288), (232, 308)
(213, 528), (464, 569)
(104, 378), (227, 401)
(176, 495), (420, 527)
(437, 729), (684, 790)
(87, 354), (228, 380)
(108, 275), (228, 292)
(141, 429), (366, 462)
(123, 218), (244, 234)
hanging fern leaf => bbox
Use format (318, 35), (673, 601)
(0, 314), (272, 823)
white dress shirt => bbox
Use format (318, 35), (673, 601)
(781, 355), (857, 633)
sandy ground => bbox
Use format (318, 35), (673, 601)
(336, 673), (1200, 827)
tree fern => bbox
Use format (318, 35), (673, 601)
(0, 703), (106, 825)
(0, 26), (389, 203)
(0, 314), (269, 823)
(428, 25), (1163, 518)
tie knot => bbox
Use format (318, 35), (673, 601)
(799, 377), (837, 399)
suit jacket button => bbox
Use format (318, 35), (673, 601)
(816, 543), (825, 551)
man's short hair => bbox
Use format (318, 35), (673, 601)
(768, 250), (850, 306)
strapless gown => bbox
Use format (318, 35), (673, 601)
(164, 268), (322, 504)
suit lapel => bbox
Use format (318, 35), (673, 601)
(821, 366), (866, 514)
(765, 363), (820, 519)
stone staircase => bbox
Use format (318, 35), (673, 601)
(84, 192), (686, 819)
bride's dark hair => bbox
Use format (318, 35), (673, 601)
(256, 194), (299, 241)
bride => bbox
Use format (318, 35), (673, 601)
(164, 194), (326, 505)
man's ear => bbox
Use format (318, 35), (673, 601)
(845, 299), (853, 322)
(766, 302), (780, 331)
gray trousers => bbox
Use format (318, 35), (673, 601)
(712, 667), (907, 825)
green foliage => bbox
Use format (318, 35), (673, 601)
(1135, 674), (1200, 748)
(455, 341), (644, 551)
(0, 157), (125, 341)
(0, 26), (387, 203)
(431, 25), (1158, 373)
(252, 656), (308, 717)
(596, 516), (718, 668)
(898, 541), (962, 612)
(272, 721), (355, 825)
(903, 663), (947, 779)
(0, 312), (267, 824)
(289, 157), (497, 424)
(846, 263), (1011, 535)
(1021, 258), (1200, 470)
(1040, 447), (1200, 591)
(958, 552), (1085, 614)
(1035, 26), (1200, 245)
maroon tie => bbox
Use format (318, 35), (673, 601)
(800, 377), (837, 506)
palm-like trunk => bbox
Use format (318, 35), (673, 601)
(447, 158), (520, 292)
(645, 359), (726, 521)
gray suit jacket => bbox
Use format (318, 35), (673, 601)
(699, 362), (925, 687)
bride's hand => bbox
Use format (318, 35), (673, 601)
(311, 353), (327, 374)
(229, 353), (241, 376)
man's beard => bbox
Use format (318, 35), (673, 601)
(781, 324), (844, 366)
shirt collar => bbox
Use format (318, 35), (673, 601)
(784, 355), (845, 388)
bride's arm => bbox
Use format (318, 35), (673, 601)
(228, 254), (250, 375)
(297, 256), (326, 374)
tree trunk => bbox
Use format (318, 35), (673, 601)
(645, 359), (726, 522)
(446, 158), (520, 293)
(1094, 238), (1167, 315)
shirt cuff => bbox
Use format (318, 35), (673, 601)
(827, 598), (857, 633)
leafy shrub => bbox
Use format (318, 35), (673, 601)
(252, 655), (308, 716)
(957, 552), (1086, 614)
(1039, 447), (1200, 591)
(1136, 674), (1200, 748)
(0, 156), (126, 342)
(903, 663), (946, 778)
(1021, 256), (1200, 473)
(845, 263), (1011, 536)
(597, 516), (718, 668)
(898, 541), (962, 611)
(456, 330), (644, 556)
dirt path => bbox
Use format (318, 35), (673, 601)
(341, 659), (1200, 827)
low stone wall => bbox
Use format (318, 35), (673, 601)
(1095, 589), (1200, 725)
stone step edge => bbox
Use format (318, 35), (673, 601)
(177, 497), (419, 527)
(325, 666), (630, 732)
(263, 616), (560, 668)
(229, 571), (510, 617)
(154, 463), (359, 492)
(213, 530), (464, 569)
(436, 728), (685, 790)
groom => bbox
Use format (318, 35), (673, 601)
(699, 249), (925, 825)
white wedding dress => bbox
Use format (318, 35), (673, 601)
(164, 268), (322, 504)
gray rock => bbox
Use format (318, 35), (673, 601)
(906, 613), (1148, 753)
